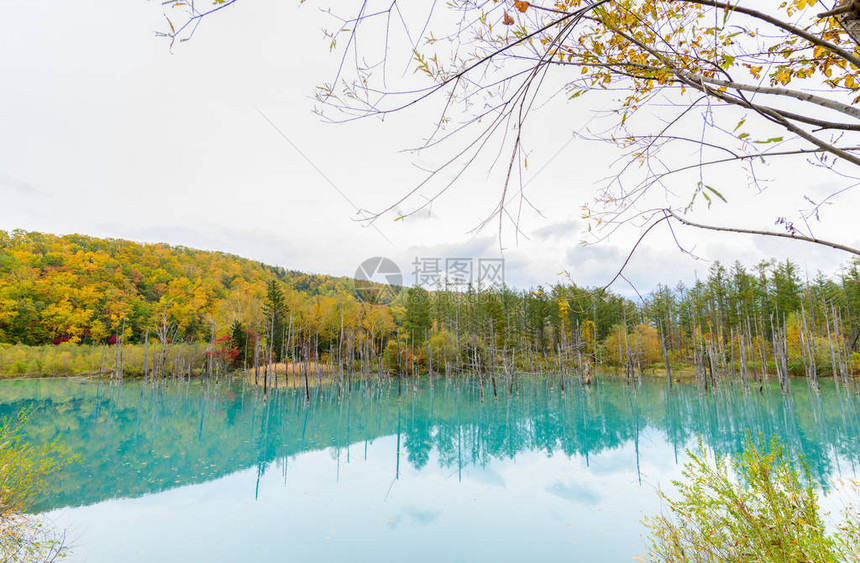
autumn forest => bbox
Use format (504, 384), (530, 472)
(1, 229), (858, 392)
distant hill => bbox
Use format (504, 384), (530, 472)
(0, 230), (384, 345)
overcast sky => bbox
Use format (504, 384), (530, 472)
(2, 0), (859, 296)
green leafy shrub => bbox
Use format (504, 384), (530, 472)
(1, 411), (75, 562)
(645, 437), (860, 562)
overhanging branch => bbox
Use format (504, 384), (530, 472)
(664, 209), (860, 256)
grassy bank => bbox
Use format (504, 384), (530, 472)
(0, 342), (211, 379)
(2, 342), (858, 385)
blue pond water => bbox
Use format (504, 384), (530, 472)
(1, 376), (859, 562)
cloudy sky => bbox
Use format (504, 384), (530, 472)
(3, 0), (859, 295)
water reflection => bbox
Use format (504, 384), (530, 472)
(1, 376), (857, 513)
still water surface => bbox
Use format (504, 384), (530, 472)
(1, 376), (859, 562)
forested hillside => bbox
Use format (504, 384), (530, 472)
(0, 230), (368, 345)
(1, 230), (859, 384)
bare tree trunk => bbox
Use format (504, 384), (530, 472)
(659, 320), (672, 392)
(143, 329), (149, 380)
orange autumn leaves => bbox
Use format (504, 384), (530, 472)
(503, 1), (530, 25)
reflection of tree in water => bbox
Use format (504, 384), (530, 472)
(0, 376), (857, 512)
(403, 399), (433, 471)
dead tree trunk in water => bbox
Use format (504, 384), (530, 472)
(143, 329), (149, 380)
(659, 320), (672, 392)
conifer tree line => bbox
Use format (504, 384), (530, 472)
(2, 231), (860, 388)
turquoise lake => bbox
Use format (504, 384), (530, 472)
(1, 376), (859, 562)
